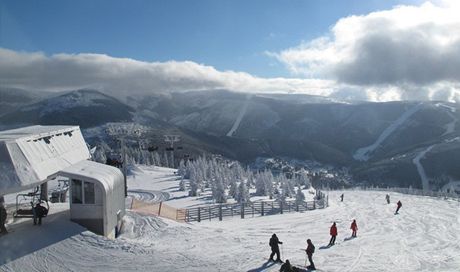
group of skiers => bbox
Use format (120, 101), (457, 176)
(269, 219), (357, 271)
(271, 193), (403, 271)
(270, 234), (316, 271)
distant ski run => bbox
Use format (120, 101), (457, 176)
(227, 94), (252, 137)
(353, 103), (423, 161)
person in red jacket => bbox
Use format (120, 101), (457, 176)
(350, 219), (358, 237)
(328, 222), (337, 246)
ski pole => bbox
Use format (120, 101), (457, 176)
(281, 244), (284, 260)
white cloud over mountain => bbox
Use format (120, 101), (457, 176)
(272, 0), (460, 101)
(0, 48), (333, 99)
(2, 1), (460, 102)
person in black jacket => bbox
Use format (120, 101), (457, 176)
(280, 259), (293, 272)
(269, 233), (283, 262)
(33, 202), (48, 225)
(305, 239), (316, 270)
(0, 199), (8, 235)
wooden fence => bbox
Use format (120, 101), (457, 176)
(131, 199), (187, 222)
(184, 197), (328, 223)
(130, 191), (329, 223)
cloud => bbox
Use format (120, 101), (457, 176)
(0, 48), (334, 99)
(272, 0), (460, 102)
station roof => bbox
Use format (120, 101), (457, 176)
(0, 125), (90, 195)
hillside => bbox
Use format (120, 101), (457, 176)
(0, 90), (133, 128)
(1, 89), (460, 188)
(1, 167), (459, 272)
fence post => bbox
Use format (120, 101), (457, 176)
(313, 200), (316, 210)
(241, 203), (245, 219)
(261, 202), (264, 216)
(198, 207), (201, 222)
(252, 203), (255, 217)
(280, 201), (283, 214)
(231, 205), (234, 217)
(219, 204), (223, 221)
(209, 206), (212, 221)
(288, 202), (291, 212)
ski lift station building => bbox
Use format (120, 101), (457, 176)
(0, 125), (125, 238)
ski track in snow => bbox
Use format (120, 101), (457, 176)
(353, 103), (423, 161)
(411, 102), (458, 191)
(2, 191), (460, 272)
(435, 103), (458, 136)
(412, 145), (435, 191)
(227, 94), (252, 137)
(127, 189), (170, 203)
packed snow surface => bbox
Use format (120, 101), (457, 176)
(2, 189), (460, 272)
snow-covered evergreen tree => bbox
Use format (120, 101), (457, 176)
(179, 178), (186, 191)
(229, 180), (238, 199)
(255, 173), (266, 196)
(295, 187), (306, 205)
(177, 160), (186, 177)
(236, 181), (250, 203)
(212, 177), (227, 203)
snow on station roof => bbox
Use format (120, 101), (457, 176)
(0, 125), (90, 195)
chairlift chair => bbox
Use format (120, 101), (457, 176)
(13, 187), (50, 218)
(147, 146), (159, 152)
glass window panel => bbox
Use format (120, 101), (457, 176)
(72, 179), (82, 204)
(84, 182), (95, 204)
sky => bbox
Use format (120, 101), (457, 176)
(1, 0), (460, 102)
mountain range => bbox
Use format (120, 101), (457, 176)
(1, 87), (459, 189)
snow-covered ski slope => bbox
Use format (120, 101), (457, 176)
(353, 103), (423, 161)
(227, 94), (252, 137)
(2, 191), (459, 272)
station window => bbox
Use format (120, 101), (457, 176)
(84, 182), (95, 204)
(72, 179), (96, 204)
(72, 179), (83, 204)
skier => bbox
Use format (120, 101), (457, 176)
(269, 233), (283, 263)
(0, 198), (8, 235)
(328, 222), (337, 246)
(33, 202), (48, 225)
(395, 200), (402, 214)
(386, 194), (390, 204)
(280, 259), (293, 272)
(350, 219), (358, 237)
(340, 193), (344, 202)
(305, 239), (316, 270)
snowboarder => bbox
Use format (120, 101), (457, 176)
(269, 233), (283, 263)
(340, 193), (344, 202)
(328, 222), (337, 246)
(395, 200), (402, 214)
(280, 259), (293, 272)
(0, 198), (8, 235)
(350, 219), (358, 237)
(305, 239), (316, 270)
(386, 194), (390, 204)
(33, 202), (48, 225)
